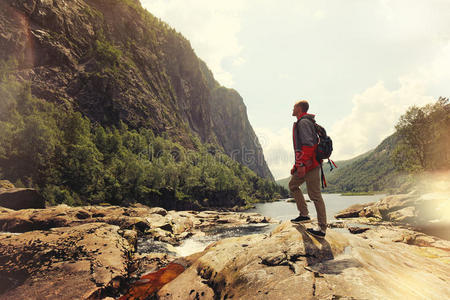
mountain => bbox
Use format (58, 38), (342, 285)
(0, 0), (272, 180)
(276, 134), (406, 193)
(325, 134), (405, 192)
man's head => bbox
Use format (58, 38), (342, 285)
(292, 100), (309, 117)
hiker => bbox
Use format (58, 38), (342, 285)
(289, 100), (327, 237)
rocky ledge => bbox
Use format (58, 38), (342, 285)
(334, 190), (450, 240)
(0, 204), (274, 299)
(158, 221), (450, 299)
(0, 204), (273, 244)
(1, 196), (449, 299)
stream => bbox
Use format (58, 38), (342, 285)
(139, 194), (384, 257)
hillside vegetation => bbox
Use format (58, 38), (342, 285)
(0, 0), (272, 179)
(0, 68), (287, 209)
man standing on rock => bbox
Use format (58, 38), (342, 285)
(289, 100), (327, 237)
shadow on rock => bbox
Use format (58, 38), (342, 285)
(292, 224), (362, 275)
(310, 257), (363, 275)
(292, 224), (334, 265)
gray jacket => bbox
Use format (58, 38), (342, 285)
(293, 114), (318, 152)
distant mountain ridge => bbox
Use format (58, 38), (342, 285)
(276, 134), (406, 193)
(0, 0), (273, 179)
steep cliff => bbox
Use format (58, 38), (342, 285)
(0, 0), (273, 179)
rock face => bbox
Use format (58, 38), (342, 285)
(200, 61), (273, 180)
(0, 188), (45, 210)
(0, 0), (273, 179)
(158, 222), (450, 299)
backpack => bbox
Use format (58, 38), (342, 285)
(301, 117), (337, 188)
(314, 123), (333, 161)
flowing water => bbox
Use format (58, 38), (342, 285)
(170, 194), (384, 256)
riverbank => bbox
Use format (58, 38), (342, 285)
(0, 204), (276, 299)
(1, 190), (449, 299)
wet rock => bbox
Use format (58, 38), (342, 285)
(0, 188), (45, 210)
(119, 262), (185, 299)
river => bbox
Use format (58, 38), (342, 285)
(172, 194), (384, 256)
(247, 193), (384, 222)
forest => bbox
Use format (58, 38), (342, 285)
(0, 65), (288, 209)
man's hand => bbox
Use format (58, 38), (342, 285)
(296, 165), (306, 178)
(290, 165), (297, 175)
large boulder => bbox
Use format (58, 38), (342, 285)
(334, 202), (374, 219)
(0, 188), (45, 210)
(0, 223), (134, 299)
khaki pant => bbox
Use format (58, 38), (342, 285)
(288, 166), (327, 231)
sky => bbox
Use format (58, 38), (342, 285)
(141, 0), (450, 179)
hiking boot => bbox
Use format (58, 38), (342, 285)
(290, 215), (311, 223)
(306, 228), (326, 238)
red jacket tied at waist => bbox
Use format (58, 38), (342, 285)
(293, 113), (320, 172)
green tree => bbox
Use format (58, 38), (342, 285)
(392, 97), (449, 172)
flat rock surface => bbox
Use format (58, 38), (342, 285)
(1, 203), (449, 299)
(0, 223), (134, 299)
(0, 204), (275, 244)
(158, 222), (450, 300)
(0, 204), (275, 298)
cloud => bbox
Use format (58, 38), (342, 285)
(313, 9), (326, 20)
(330, 79), (433, 161)
(254, 127), (293, 180)
(329, 41), (450, 161)
(232, 57), (246, 67)
(140, 0), (245, 86)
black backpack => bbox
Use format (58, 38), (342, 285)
(301, 117), (336, 188)
(314, 123), (333, 161)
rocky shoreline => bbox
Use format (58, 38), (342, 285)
(1, 190), (449, 299)
(0, 203), (275, 299)
(334, 190), (450, 240)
